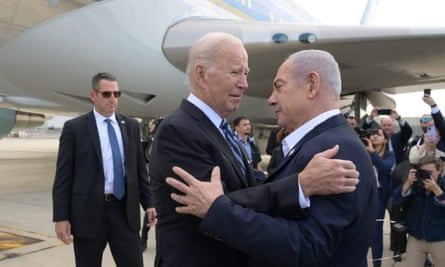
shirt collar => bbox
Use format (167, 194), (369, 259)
(187, 93), (224, 129)
(282, 109), (340, 156)
(93, 108), (117, 124)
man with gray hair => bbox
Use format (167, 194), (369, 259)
(167, 49), (377, 266)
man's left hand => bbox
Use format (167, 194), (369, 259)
(146, 207), (158, 227)
(166, 166), (224, 218)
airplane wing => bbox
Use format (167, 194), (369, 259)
(163, 18), (445, 107)
(2, 0), (445, 132)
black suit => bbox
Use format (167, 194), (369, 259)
(149, 99), (256, 266)
(52, 111), (152, 266)
(199, 114), (378, 266)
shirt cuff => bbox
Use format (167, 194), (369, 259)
(298, 181), (311, 208)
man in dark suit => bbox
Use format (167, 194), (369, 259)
(233, 116), (262, 169)
(167, 50), (377, 266)
(52, 72), (157, 267)
(149, 34), (360, 267)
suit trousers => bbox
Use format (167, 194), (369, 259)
(73, 198), (143, 267)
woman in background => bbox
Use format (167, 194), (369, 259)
(364, 127), (395, 267)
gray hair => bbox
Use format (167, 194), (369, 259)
(185, 32), (244, 86)
(287, 50), (341, 99)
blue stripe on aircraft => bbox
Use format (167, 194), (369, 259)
(220, 0), (304, 22)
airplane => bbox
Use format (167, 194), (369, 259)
(1, 0), (445, 138)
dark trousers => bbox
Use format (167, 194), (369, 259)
(389, 203), (407, 254)
(73, 199), (143, 267)
(141, 213), (150, 242)
(371, 191), (387, 267)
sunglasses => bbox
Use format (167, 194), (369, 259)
(420, 117), (433, 123)
(96, 91), (121, 98)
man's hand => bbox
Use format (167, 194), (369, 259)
(146, 207), (158, 227)
(423, 95), (436, 107)
(166, 166), (224, 218)
(55, 220), (71, 244)
(299, 145), (360, 198)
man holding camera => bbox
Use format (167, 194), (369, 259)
(393, 155), (445, 267)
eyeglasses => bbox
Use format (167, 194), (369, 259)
(420, 117), (433, 123)
(96, 91), (121, 98)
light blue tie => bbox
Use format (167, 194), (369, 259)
(220, 119), (246, 174)
(105, 119), (125, 199)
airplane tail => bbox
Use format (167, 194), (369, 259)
(360, 0), (379, 25)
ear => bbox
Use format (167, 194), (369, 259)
(307, 71), (321, 98)
(89, 90), (96, 102)
(194, 64), (207, 87)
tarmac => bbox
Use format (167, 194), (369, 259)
(0, 136), (409, 267)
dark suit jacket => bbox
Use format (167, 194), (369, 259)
(433, 110), (445, 152)
(52, 111), (152, 237)
(149, 99), (255, 266)
(199, 114), (378, 267)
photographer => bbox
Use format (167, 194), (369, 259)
(363, 126), (395, 267)
(409, 125), (445, 176)
(393, 155), (445, 267)
(362, 107), (412, 164)
(420, 95), (445, 152)
(362, 107), (413, 262)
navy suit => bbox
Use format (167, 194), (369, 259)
(199, 114), (378, 266)
(52, 111), (152, 265)
(149, 100), (256, 266)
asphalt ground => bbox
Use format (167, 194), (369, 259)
(0, 137), (409, 267)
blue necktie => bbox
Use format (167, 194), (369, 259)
(105, 119), (125, 199)
(220, 119), (246, 174)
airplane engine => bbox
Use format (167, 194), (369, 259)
(0, 108), (45, 137)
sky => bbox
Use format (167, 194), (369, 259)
(296, 0), (445, 117)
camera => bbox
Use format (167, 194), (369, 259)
(424, 88), (431, 96)
(415, 169), (431, 181)
(412, 169), (432, 194)
(377, 109), (392, 115)
(355, 128), (379, 146)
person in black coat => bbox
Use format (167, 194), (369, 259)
(52, 72), (156, 266)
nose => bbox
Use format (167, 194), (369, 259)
(268, 91), (276, 106)
(239, 75), (248, 90)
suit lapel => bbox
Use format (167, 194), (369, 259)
(85, 111), (103, 166)
(115, 114), (128, 169)
(267, 114), (346, 181)
(180, 100), (249, 187)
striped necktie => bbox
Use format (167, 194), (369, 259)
(220, 119), (246, 174)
